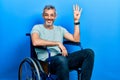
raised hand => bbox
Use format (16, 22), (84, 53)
(73, 4), (82, 22)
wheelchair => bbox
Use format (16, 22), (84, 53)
(18, 33), (83, 80)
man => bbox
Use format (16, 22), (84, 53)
(31, 4), (94, 80)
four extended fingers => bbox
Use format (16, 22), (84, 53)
(73, 4), (82, 12)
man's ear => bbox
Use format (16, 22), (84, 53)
(55, 14), (57, 19)
(42, 13), (44, 18)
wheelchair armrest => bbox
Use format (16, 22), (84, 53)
(63, 41), (83, 50)
(63, 41), (80, 46)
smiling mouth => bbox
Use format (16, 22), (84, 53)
(47, 20), (52, 23)
(47, 19), (53, 21)
(46, 19), (54, 23)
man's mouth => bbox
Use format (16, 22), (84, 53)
(47, 20), (52, 23)
(47, 19), (53, 22)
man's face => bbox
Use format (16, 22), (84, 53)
(43, 9), (56, 26)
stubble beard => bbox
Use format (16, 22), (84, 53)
(45, 20), (54, 27)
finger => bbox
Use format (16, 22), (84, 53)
(62, 50), (68, 56)
(66, 52), (68, 56)
(75, 4), (77, 11)
(63, 53), (67, 56)
(77, 4), (79, 10)
(65, 50), (68, 56)
(80, 8), (83, 13)
(77, 4), (79, 11)
(62, 52), (66, 56)
(64, 53), (66, 56)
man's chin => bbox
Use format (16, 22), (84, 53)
(45, 23), (53, 26)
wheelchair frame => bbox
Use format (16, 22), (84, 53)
(18, 33), (83, 80)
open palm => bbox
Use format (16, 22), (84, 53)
(73, 4), (82, 22)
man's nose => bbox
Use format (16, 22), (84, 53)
(48, 15), (51, 19)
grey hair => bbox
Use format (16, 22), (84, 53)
(43, 5), (56, 14)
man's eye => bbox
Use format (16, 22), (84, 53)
(44, 14), (48, 16)
(44, 14), (55, 17)
(51, 14), (55, 17)
(51, 14), (54, 16)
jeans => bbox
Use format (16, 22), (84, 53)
(48, 48), (94, 80)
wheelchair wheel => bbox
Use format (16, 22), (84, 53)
(18, 57), (41, 80)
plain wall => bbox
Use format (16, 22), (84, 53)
(0, 0), (120, 80)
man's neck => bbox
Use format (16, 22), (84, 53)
(44, 24), (54, 30)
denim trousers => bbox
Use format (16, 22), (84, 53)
(48, 48), (94, 80)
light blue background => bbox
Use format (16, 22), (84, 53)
(0, 0), (120, 80)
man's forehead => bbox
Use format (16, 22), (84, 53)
(44, 9), (56, 13)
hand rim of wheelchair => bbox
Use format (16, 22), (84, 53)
(18, 57), (41, 80)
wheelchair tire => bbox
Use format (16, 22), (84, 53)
(18, 57), (41, 80)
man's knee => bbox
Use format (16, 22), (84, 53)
(56, 56), (68, 65)
(54, 56), (69, 72)
(84, 48), (95, 58)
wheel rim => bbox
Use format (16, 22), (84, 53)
(18, 58), (41, 80)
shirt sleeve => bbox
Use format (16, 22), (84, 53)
(60, 26), (69, 36)
(30, 25), (40, 35)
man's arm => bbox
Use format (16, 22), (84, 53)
(64, 4), (82, 42)
(31, 32), (68, 56)
(31, 33), (59, 46)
